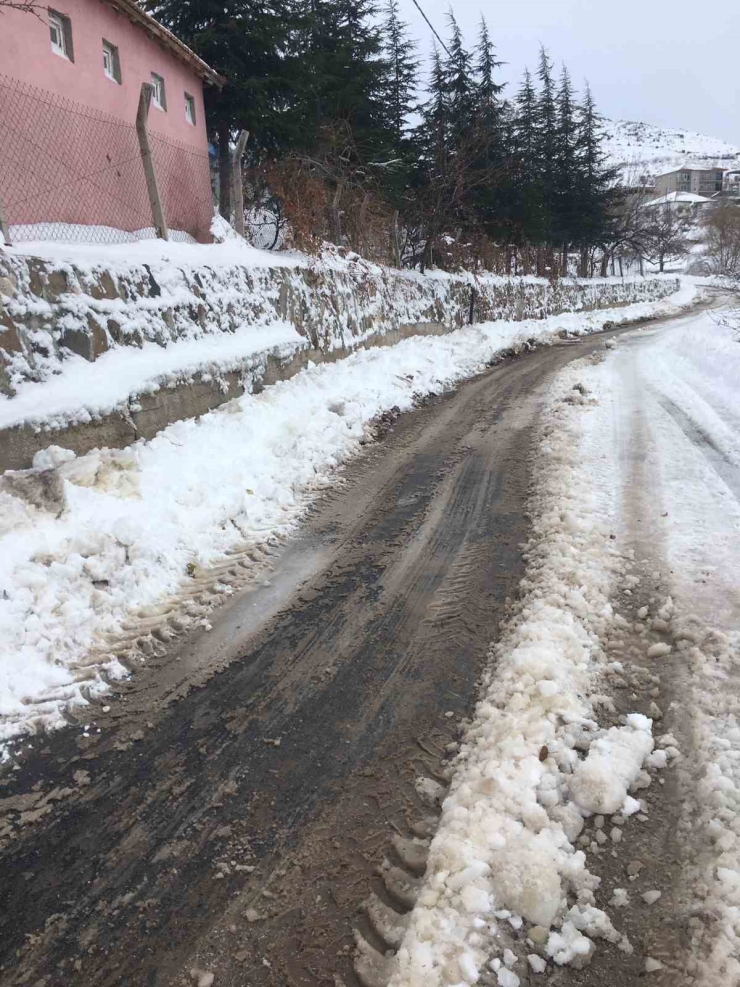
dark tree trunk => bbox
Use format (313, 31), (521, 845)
(420, 236), (433, 274)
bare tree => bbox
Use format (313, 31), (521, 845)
(640, 200), (694, 273)
(0, 1), (41, 12)
(701, 199), (740, 275)
(406, 129), (504, 274)
(601, 178), (654, 275)
(716, 273), (740, 337)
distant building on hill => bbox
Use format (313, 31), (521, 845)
(654, 167), (725, 199)
(724, 171), (740, 196)
(640, 191), (712, 217)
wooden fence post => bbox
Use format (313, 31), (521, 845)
(136, 83), (168, 241)
(0, 199), (10, 247)
(391, 209), (401, 268)
(231, 130), (250, 237)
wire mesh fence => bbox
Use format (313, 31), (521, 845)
(0, 74), (215, 246)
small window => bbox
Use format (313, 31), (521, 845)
(102, 40), (121, 83)
(151, 73), (166, 111)
(184, 92), (196, 125)
(49, 9), (73, 61)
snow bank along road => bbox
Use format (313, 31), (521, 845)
(0, 310), (682, 987)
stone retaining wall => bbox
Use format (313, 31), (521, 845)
(0, 246), (680, 471)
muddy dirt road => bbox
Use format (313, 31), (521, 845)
(0, 327), (643, 987)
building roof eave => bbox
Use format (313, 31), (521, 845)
(104, 0), (226, 88)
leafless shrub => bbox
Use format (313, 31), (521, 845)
(701, 199), (740, 276)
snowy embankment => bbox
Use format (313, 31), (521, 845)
(390, 347), (674, 987)
(0, 322), (302, 432)
(0, 283), (697, 746)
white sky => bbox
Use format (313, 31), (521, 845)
(395, 0), (740, 146)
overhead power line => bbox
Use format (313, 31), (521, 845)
(408, 0), (451, 56)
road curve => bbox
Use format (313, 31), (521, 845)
(0, 324), (655, 987)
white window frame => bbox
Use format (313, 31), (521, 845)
(49, 10), (71, 60)
(151, 72), (166, 111)
(102, 40), (121, 83)
(184, 92), (196, 126)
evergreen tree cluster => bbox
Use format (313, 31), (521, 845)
(145, 0), (617, 271)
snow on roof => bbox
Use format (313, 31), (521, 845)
(641, 191), (712, 208)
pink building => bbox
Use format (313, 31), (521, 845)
(0, 0), (224, 242)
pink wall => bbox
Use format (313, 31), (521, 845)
(0, 1), (215, 241)
(1, 0), (209, 148)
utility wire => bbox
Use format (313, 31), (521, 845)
(408, 0), (451, 56)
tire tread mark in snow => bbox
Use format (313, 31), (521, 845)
(658, 394), (740, 501)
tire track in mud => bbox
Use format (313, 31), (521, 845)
(0, 331), (646, 987)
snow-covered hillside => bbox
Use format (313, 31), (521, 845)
(603, 119), (740, 183)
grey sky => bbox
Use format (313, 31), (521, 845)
(396, 0), (740, 146)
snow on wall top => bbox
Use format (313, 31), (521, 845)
(603, 119), (740, 183)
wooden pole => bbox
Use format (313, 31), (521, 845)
(0, 198), (10, 246)
(468, 286), (476, 325)
(0, 202), (10, 247)
(136, 83), (168, 241)
(391, 209), (401, 268)
(231, 129), (250, 237)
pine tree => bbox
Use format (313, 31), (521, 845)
(574, 82), (618, 269)
(535, 46), (557, 164)
(474, 16), (505, 128)
(381, 0), (418, 147)
(511, 68), (545, 245)
(579, 82), (602, 185)
(534, 46), (557, 243)
(514, 69), (537, 169)
(444, 12), (476, 148)
(302, 0), (388, 157)
(470, 17), (507, 241)
(553, 64), (578, 260)
(409, 46), (450, 270)
(419, 45), (448, 163)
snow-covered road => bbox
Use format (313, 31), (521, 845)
(392, 300), (740, 987)
(610, 307), (740, 631)
(3, 285), (736, 987)
(600, 306), (740, 985)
